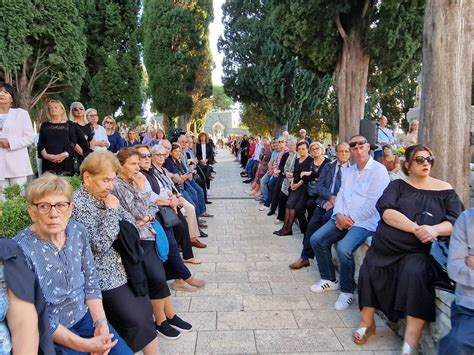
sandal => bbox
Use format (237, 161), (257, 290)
(352, 324), (376, 345)
(401, 341), (419, 355)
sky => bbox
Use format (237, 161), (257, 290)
(209, 0), (225, 86)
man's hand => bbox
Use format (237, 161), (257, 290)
(103, 195), (119, 209)
(323, 201), (333, 211)
(0, 138), (9, 148)
(335, 213), (354, 230)
(414, 225), (438, 243)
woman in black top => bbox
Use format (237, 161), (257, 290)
(305, 142), (331, 218)
(37, 100), (77, 176)
(274, 140), (312, 236)
(240, 135), (250, 169)
(69, 102), (93, 164)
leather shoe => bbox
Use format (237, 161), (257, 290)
(191, 239), (207, 248)
(273, 229), (282, 235)
(267, 210), (275, 216)
(205, 200), (213, 204)
(198, 223), (208, 229)
(200, 230), (208, 238)
(289, 259), (310, 270)
(243, 179), (252, 183)
(201, 212), (214, 217)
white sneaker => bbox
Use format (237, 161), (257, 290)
(335, 292), (354, 311)
(310, 279), (340, 293)
(274, 219), (283, 225)
(259, 206), (269, 211)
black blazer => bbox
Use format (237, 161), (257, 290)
(196, 143), (215, 164)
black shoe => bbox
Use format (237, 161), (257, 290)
(273, 229), (282, 235)
(198, 223), (208, 229)
(243, 179), (252, 183)
(267, 211), (275, 216)
(167, 315), (193, 332)
(200, 230), (208, 238)
(205, 200), (213, 204)
(156, 320), (181, 339)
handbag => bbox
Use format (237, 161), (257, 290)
(156, 206), (181, 228)
(429, 238), (455, 293)
(72, 154), (80, 176)
(152, 221), (169, 262)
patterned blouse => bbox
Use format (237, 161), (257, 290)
(72, 185), (134, 291)
(113, 175), (159, 241)
(14, 221), (102, 332)
(0, 263), (11, 354)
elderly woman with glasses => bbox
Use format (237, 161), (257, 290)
(85, 109), (109, 152)
(69, 102), (93, 164)
(113, 148), (193, 339)
(354, 144), (463, 354)
(136, 145), (205, 288)
(14, 173), (133, 354)
(72, 151), (160, 353)
(37, 100), (77, 176)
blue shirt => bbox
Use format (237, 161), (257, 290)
(14, 221), (102, 332)
(107, 131), (125, 153)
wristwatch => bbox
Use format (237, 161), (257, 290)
(93, 316), (107, 327)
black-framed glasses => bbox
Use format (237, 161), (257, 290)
(104, 121), (114, 124)
(139, 153), (152, 158)
(414, 156), (435, 165)
(33, 202), (71, 214)
(72, 107), (84, 111)
(349, 140), (368, 148)
(278, 140), (286, 143)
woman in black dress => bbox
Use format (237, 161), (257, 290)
(37, 100), (77, 175)
(274, 140), (312, 236)
(354, 144), (463, 354)
(69, 102), (93, 164)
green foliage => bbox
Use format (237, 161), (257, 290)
(64, 176), (82, 191)
(76, 0), (143, 120)
(212, 85), (234, 111)
(219, 0), (332, 131)
(0, 0), (87, 109)
(3, 184), (22, 201)
(143, 0), (213, 123)
(0, 199), (30, 238)
(241, 103), (274, 136)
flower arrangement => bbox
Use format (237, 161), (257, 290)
(394, 147), (405, 158)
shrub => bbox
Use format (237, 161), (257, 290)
(0, 198), (30, 238)
(64, 175), (82, 190)
(3, 184), (22, 200)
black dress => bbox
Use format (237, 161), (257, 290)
(74, 122), (93, 161)
(358, 179), (463, 322)
(37, 121), (77, 176)
(286, 156), (312, 212)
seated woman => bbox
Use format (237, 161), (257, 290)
(136, 145), (205, 289)
(247, 138), (272, 200)
(104, 116), (125, 154)
(72, 151), (160, 353)
(354, 144), (463, 354)
(0, 237), (54, 354)
(113, 148), (193, 339)
(125, 129), (140, 147)
(378, 144), (404, 181)
(274, 140), (311, 236)
(14, 173), (133, 354)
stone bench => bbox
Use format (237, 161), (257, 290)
(334, 236), (453, 355)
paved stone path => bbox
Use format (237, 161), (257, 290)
(159, 148), (402, 354)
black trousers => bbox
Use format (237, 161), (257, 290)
(270, 176), (284, 213)
(301, 207), (333, 259)
(140, 240), (171, 299)
(173, 210), (194, 260)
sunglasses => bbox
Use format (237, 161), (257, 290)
(104, 121), (114, 124)
(349, 140), (368, 148)
(139, 153), (152, 158)
(413, 155), (435, 165)
(73, 107), (84, 111)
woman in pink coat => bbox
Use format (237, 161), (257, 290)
(0, 83), (34, 200)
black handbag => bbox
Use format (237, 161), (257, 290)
(156, 206), (181, 228)
(429, 238), (455, 293)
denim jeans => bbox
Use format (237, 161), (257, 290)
(246, 159), (258, 180)
(182, 190), (199, 218)
(185, 180), (206, 214)
(439, 301), (474, 355)
(310, 219), (372, 293)
(55, 310), (133, 355)
(301, 207), (333, 260)
(260, 173), (271, 205)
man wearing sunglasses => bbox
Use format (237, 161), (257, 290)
(309, 135), (390, 311)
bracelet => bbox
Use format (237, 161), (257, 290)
(93, 316), (107, 327)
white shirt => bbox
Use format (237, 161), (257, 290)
(332, 156), (390, 231)
(201, 143), (206, 161)
(92, 125), (109, 151)
(253, 142), (262, 160)
(377, 126), (395, 145)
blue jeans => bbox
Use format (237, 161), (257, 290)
(260, 173), (271, 205)
(439, 301), (474, 355)
(184, 180), (206, 215)
(55, 310), (133, 355)
(310, 219), (372, 293)
(246, 159), (258, 180)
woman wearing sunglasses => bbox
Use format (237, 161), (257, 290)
(69, 102), (93, 164)
(354, 144), (463, 354)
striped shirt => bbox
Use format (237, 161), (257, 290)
(14, 221), (101, 332)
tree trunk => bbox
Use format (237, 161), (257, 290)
(335, 30), (370, 143)
(272, 121), (288, 137)
(15, 68), (32, 110)
(161, 113), (170, 133)
(178, 114), (191, 132)
(419, 0), (473, 206)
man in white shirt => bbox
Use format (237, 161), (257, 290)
(309, 135), (390, 311)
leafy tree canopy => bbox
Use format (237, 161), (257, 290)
(212, 85), (234, 111)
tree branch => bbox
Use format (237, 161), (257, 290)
(30, 75), (61, 108)
(361, 0), (370, 19)
(335, 15), (348, 42)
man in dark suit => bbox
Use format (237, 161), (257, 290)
(289, 142), (351, 269)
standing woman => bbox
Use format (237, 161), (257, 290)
(69, 102), (93, 165)
(406, 120), (419, 147)
(104, 116), (124, 153)
(195, 132), (214, 190)
(0, 82), (35, 199)
(37, 100), (76, 176)
(85, 108), (109, 152)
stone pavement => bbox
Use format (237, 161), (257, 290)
(158, 148), (402, 354)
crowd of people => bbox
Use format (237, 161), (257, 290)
(232, 127), (473, 354)
(0, 83), (220, 353)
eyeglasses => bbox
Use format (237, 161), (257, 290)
(139, 153), (152, 158)
(278, 140), (286, 143)
(33, 202), (71, 214)
(414, 155), (435, 165)
(73, 107), (84, 111)
(153, 153), (167, 157)
(349, 140), (368, 148)
(104, 121), (114, 124)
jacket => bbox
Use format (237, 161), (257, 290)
(0, 108), (34, 180)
